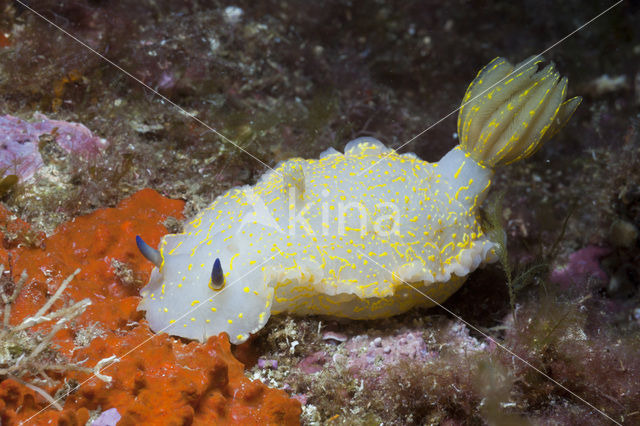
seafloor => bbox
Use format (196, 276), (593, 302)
(0, 0), (639, 425)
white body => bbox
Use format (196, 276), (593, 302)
(139, 138), (496, 343)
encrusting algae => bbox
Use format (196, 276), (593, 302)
(137, 56), (581, 344)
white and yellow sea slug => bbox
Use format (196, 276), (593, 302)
(137, 56), (581, 344)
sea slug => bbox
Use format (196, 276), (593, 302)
(137, 56), (581, 343)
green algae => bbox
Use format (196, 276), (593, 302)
(0, 175), (18, 198)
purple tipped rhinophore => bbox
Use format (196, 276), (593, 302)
(136, 235), (162, 267)
(210, 258), (224, 289)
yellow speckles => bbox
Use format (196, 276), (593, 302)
(142, 120), (544, 344)
(190, 317), (196, 322)
(168, 241), (183, 256)
(229, 253), (240, 271)
(454, 161), (466, 179)
(191, 300), (200, 306)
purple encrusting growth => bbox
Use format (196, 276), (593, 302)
(90, 408), (121, 426)
(0, 114), (108, 181)
(299, 322), (486, 377)
(550, 245), (610, 289)
(258, 359), (279, 370)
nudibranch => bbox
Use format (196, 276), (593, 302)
(138, 56), (581, 343)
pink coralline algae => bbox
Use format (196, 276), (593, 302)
(298, 330), (434, 376)
(0, 113), (108, 180)
(298, 351), (330, 375)
(550, 246), (610, 289)
(305, 323), (487, 377)
(337, 331), (431, 374)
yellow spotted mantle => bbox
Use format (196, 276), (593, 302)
(139, 56), (580, 344)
